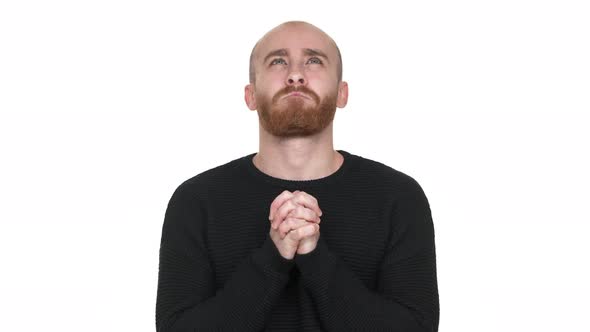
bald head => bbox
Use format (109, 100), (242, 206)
(248, 21), (343, 84)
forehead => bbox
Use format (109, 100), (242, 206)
(256, 25), (336, 62)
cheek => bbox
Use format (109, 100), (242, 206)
(306, 77), (334, 93)
(255, 86), (281, 103)
(303, 68), (323, 78)
(257, 74), (284, 90)
(305, 69), (336, 87)
(263, 68), (290, 82)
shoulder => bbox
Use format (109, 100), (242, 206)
(353, 152), (426, 195)
(170, 154), (246, 200)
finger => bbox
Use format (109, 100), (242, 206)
(288, 205), (321, 224)
(290, 191), (323, 218)
(270, 190), (322, 229)
(279, 217), (311, 239)
(269, 190), (293, 221)
(272, 200), (297, 230)
(272, 196), (322, 231)
(287, 223), (319, 241)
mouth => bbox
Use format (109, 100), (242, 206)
(284, 92), (310, 99)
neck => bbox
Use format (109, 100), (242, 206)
(253, 123), (343, 181)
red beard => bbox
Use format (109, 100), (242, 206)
(257, 86), (338, 138)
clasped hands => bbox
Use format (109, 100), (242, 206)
(268, 190), (323, 260)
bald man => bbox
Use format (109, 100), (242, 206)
(156, 21), (439, 332)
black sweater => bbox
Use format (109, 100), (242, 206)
(156, 150), (439, 331)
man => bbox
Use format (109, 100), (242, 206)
(156, 21), (439, 332)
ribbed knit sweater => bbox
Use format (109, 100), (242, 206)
(155, 150), (439, 332)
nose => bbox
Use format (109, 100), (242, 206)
(286, 69), (306, 86)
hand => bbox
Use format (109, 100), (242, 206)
(269, 190), (323, 230)
(269, 190), (323, 256)
(269, 219), (319, 260)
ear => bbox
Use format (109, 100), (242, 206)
(244, 84), (257, 111)
(336, 81), (348, 108)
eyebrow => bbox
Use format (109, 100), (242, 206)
(263, 48), (330, 64)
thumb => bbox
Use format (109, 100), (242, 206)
(287, 223), (318, 241)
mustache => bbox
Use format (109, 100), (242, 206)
(272, 86), (319, 103)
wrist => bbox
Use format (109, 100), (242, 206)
(296, 237), (318, 255)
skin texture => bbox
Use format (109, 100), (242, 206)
(244, 21), (348, 259)
(269, 190), (322, 257)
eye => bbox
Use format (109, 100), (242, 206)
(270, 58), (286, 65)
(307, 57), (323, 64)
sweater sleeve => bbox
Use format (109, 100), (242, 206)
(155, 182), (295, 332)
(293, 178), (440, 332)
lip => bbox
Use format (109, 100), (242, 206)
(284, 92), (310, 99)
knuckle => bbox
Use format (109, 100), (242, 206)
(279, 223), (289, 233)
(295, 205), (304, 214)
(278, 204), (288, 217)
(286, 229), (295, 239)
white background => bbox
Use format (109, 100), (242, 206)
(1, 0), (588, 331)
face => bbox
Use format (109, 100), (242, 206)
(245, 24), (348, 138)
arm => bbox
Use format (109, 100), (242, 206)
(156, 183), (294, 332)
(293, 178), (440, 332)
